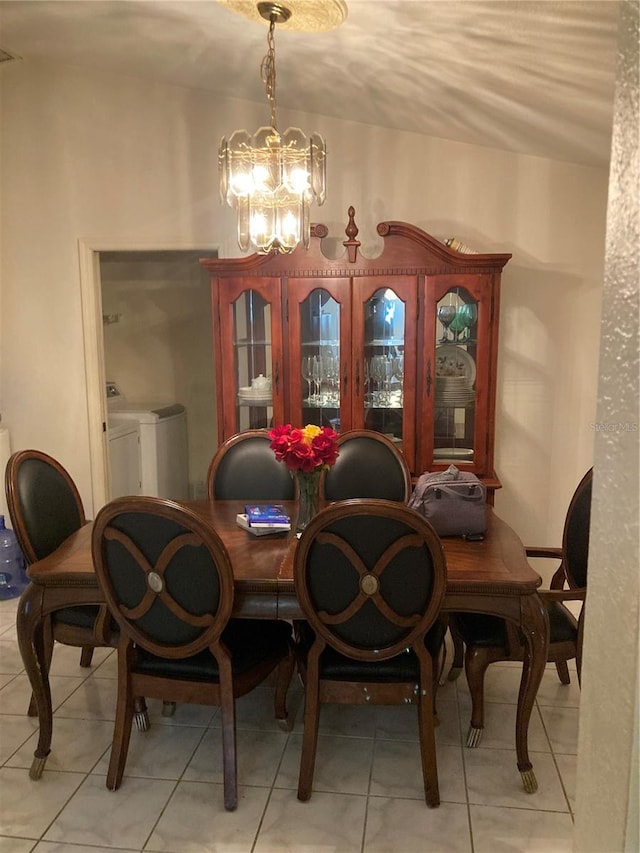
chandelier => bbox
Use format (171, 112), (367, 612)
(219, 2), (329, 255)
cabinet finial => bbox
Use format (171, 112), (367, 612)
(343, 206), (361, 263)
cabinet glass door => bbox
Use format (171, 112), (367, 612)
(363, 286), (405, 437)
(433, 286), (480, 464)
(233, 290), (275, 431)
(286, 278), (350, 432)
(216, 277), (283, 439)
(299, 289), (340, 430)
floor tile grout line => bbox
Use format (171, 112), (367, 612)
(454, 677), (477, 853)
(537, 697), (577, 819)
(250, 722), (293, 852)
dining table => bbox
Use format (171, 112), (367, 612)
(16, 500), (548, 793)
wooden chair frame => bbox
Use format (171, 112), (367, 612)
(92, 495), (294, 811)
(456, 469), (591, 747)
(294, 498), (447, 807)
(5, 449), (115, 715)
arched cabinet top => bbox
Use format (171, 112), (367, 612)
(201, 207), (511, 278)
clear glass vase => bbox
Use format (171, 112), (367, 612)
(295, 470), (321, 531)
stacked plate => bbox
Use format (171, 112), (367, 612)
(435, 375), (475, 407)
(238, 387), (272, 406)
(435, 345), (476, 407)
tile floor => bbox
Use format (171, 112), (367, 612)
(0, 597), (580, 852)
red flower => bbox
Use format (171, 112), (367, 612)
(268, 424), (339, 473)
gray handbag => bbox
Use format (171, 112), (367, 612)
(408, 464), (486, 537)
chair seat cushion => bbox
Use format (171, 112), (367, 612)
(52, 605), (101, 629)
(133, 618), (292, 681)
(297, 620), (446, 682)
(52, 605), (119, 634)
(454, 601), (578, 648)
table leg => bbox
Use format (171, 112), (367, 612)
(16, 583), (52, 779)
(516, 593), (549, 793)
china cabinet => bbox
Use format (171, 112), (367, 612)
(201, 208), (510, 490)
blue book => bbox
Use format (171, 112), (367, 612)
(244, 504), (291, 527)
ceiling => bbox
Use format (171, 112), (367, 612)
(0, 0), (620, 167)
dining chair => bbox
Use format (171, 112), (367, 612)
(320, 429), (411, 502)
(453, 468), (593, 746)
(91, 495), (295, 811)
(5, 449), (117, 715)
(293, 498), (447, 807)
(207, 429), (296, 501)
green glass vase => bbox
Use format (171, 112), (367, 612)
(295, 470), (321, 531)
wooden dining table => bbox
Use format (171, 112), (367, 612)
(17, 500), (548, 793)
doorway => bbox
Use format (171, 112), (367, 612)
(79, 244), (218, 514)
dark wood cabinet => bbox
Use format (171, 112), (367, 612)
(202, 208), (510, 488)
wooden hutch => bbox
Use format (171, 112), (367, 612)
(201, 207), (511, 492)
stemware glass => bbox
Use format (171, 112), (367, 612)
(437, 305), (457, 343)
(449, 310), (468, 343)
(322, 348), (339, 405)
(311, 355), (323, 405)
(301, 356), (315, 404)
(393, 352), (404, 405)
(458, 303), (478, 343)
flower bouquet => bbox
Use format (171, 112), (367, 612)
(268, 424), (339, 529)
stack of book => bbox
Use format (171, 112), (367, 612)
(444, 237), (476, 254)
(236, 504), (291, 536)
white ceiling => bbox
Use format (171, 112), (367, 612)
(0, 0), (620, 167)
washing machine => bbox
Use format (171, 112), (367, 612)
(107, 386), (189, 500)
(108, 421), (141, 498)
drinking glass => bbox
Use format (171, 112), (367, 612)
(393, 353), (404, 405)
(311, 355), (323, 404)
(437, 305), (457, 343)
(458, 303), (478, 342)
(301, 356), (315, 404)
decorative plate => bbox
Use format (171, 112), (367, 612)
(435, 344), (476, 386)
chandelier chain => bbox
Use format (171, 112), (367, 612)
(260, 16), (278, 130)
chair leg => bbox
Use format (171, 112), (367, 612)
(161, 701), (177, 717)
(555, 660), (571, 685)
(417, 666), (440, 807)
(107, 671), (135, 790)
(79, 645), (94, 668)
(219, 686), (238, 811)
(464, 646), (492, 747)
(274, 647), (295, 731)
(28, 615), (54, 717)
(576, 609), (585, 687)
(298, 657), (321, 802)
(449, 628), (465, 682)
(133, 696), (150, 732)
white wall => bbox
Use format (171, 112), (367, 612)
(574, 1), (639, 848)
(0, 59), (607, 542)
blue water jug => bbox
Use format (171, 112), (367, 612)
(0, 514), (28, 600)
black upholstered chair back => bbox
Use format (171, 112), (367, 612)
(207, 430), (295, 501)
(294, 499), (446, 661)
(321, 430), (411, 503)
(562, 468), (593, 590)
(5, 449), (86, 564)
(92, 496), (234, 657)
